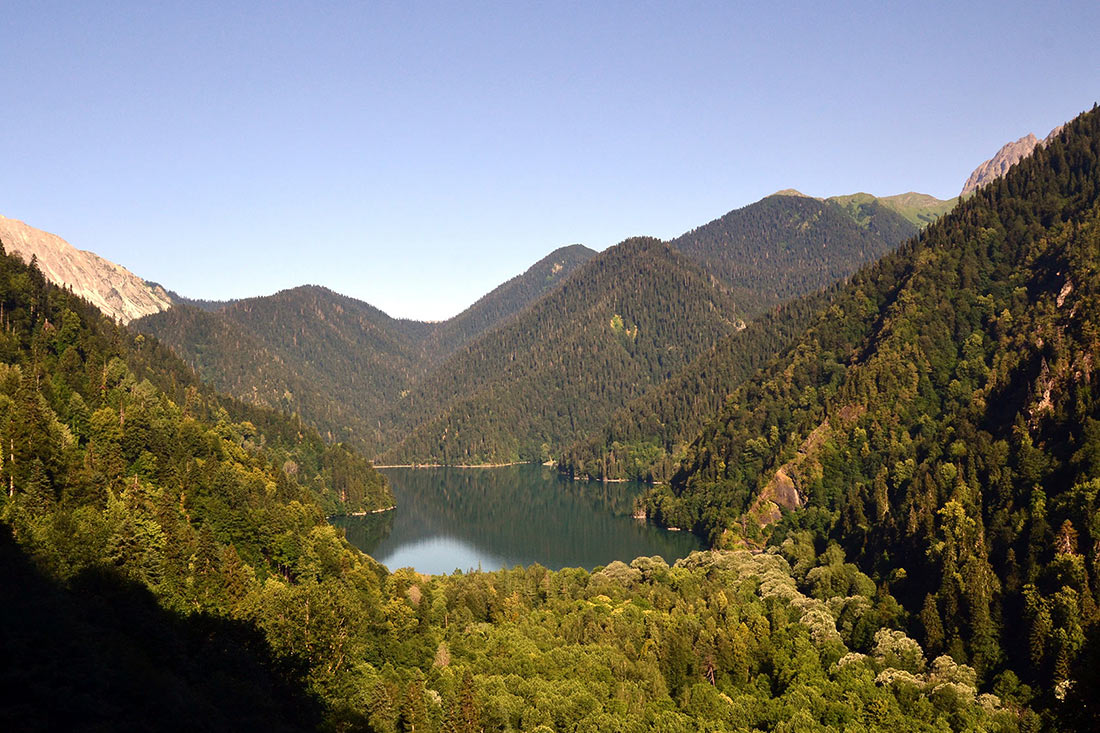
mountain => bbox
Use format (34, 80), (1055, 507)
(558, 191), (954, 482)
(642, 106), (1098, 723)
(139, 193), (923, 464)
(0, 222), (1023, 729)
(382, 237), (744, 464)
(421, 244), (596, 358)
(559, 289), (831, 483)
(0, 215), (173, 323)
(135, 246), (596, 455)
(669, 193), (919, 315)
(828, 191), (957, 228)
(960, 125), (1065, 196)
(135, 286), (432, 454)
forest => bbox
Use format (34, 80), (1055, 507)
(5, 86), (1099, 733)
(0, 184), (1047, 729)
(642, 104), (1100, 728)
(135, 194), (921, 466)
(381, 237), (743, 464)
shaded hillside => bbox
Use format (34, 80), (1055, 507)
(560, 289), (832, 483)
(423, 244), (596, 357)
(645, 105), (1100, 725)
(136, 286), (432, 453)
(669, 194), (918, 315)
(0, 527), (320, 732)
(383, 237), (743, 464)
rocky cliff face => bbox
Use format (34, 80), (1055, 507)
(961, 125), (1065, 196)
(961, 133), (1040, 196)
(0, 215), (173, 323)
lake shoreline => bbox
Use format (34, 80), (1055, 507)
(337, 464), (702, 574)
(375, 460), (668, 487)
(329, 505), (396, 519)
(373, 462), (528, 469)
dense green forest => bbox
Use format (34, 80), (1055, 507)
(669, 194), (918, 316)
(1, 238), (1026, 729)
(134, 286), (432, 454)
(641, 105), (1100, 728)
(137, 194), (920, 466)
(419, 244), (597, 357)
(136, 247), (596, 456)
(381, 238), (743, 464)
(559, 290), (833, 483)
(558, 194), (953, 483)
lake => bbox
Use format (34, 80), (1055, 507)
(331, 465), (703, 575)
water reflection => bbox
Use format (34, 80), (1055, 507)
(332, 465), (702, 574)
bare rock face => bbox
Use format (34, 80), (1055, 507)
(961, 133), (1040, 196)
(961, 124), (1066, 197)
(0, 215), (173, 323)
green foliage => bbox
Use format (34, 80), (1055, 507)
(135, 247), (597, 458)
(383, 238), (745, 464)
(138, 196), (916, 468)
(0, 216), (1024, 729)
(560, 290), (832, 482)
(647, 104), (1100, 728)
(670, 193), (918, 316)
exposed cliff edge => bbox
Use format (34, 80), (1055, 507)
(0, 214), (173, 323)
(960, 124), (1065, 196)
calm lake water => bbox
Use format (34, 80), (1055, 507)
(331, 465), (702, 575)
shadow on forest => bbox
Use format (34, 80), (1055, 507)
(0, 524), (322, 732)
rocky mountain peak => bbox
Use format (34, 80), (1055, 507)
(961, 124), (1068, 196)
(0, 215), (173, 323)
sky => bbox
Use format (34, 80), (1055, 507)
(2, 1), (1097, 320)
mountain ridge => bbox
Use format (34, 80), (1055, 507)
(0, 215), (173, 323)
(960, 124), (1066, 196)
(641, 103), (1100, 721)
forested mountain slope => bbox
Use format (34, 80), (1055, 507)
(382, 238), (743, 464)
(135, 286), (433, 453)
(135, 249), (594, 455)
(137, 192), (923, 464)
(421, 244), (596, 357)
(558, 194), (933, 483)
(559, 290), (833, 483)
(1, 236), (1027, 729)
(644, 104), (1100, 727)
(669, 194), (918, 315)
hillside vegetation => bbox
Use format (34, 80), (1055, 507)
(669, 194), (918, 316)
(643, 105), (1100, 728)
(559, 290), (832, 483)
(135, 247), (596, 455)
(0, 231), (1029, 729)
(383, 238), (743, 464)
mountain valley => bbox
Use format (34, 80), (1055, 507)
(4, 104), (1099, 731)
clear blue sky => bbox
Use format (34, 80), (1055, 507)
(2, 1), (1097, 319)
